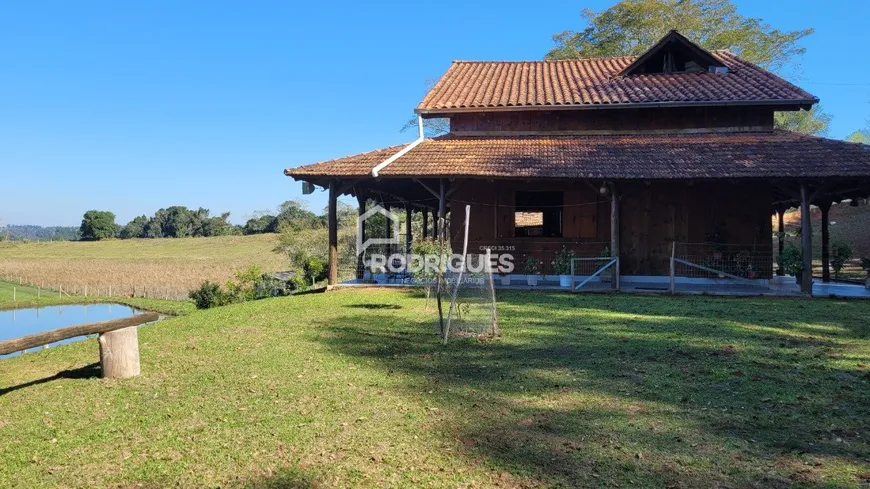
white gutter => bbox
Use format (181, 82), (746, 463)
(371, 115), (425, 177)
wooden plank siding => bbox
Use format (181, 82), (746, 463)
(449, 179), (773, 277)
(449, 106), (775, 135)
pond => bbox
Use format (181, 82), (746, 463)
(0, 304), (144, 357)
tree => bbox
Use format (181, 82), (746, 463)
(276, 199), (324, 231)
(120, 215), (148, 239)
(774, 106), (832, 136)
(80, 210), (119, 240)
(402, 79), (450, 137)
(244, 214), (278, 235)
(845, 130), (870, 144)
(546, 0), (827, 134)
(546, 0), (812, 71)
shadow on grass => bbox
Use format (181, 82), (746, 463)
(344, 303), (402, 310)
(0, 362), (101, 397)
(242, 467), (318, 489)
(312, 292), (870, 486)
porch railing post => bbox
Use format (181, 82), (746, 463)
(610, 182), (620, 290)
(669, 241), (676, 294)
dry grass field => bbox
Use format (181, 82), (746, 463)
(0, 234), (286, 299)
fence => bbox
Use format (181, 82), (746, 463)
(669, 242), (775, 293)
(571, 256), (619, 291)
(0, 274), (191, 302)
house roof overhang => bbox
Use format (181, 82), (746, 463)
(285, 131), (870, 208)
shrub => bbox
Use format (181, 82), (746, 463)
(777, 244), (804, 278)
(862, 257), (870, 272)
(523, 255), (541, 275)
(553, 247), (575, 275)
(411, 238), (450, 284)
(830, 241), (853, 280)
(302, 257), (327, 285)
(189, 281), (229, 309)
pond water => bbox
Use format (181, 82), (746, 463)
(0, 304), (143, 357)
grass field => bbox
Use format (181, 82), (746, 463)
(1, 289), (869, 488)
(0, 234), (286, 299)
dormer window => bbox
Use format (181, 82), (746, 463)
(620, 30), (728, 76)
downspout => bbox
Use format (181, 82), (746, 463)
(371, 115), (425, 177)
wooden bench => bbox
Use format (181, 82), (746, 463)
(0, 312), (159, 378)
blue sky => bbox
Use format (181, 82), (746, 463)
(1, 0), (868, 227)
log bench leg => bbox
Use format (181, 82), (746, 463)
(98, 326), (140, 379)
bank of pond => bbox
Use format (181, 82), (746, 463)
(0, 303), (145, 357)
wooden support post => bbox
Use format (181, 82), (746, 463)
(327, 180), (339, 287)
(438, 179), (447, 241)
(98, 326), (140, 378)
(405, 204), (413, 255)
(776, 206), (785, 277)
(819, 201), (832, 283)
(381, 201), (395, 252)
(800, 183), (813, 294)
(356, 192), (366, 280)
(432, 209), (438, 238)
(609, 182), (620, 290)
(422, 209), (429, 239)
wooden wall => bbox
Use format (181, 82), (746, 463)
(449, 106), (774, 135)
(448, 179), (773, 277)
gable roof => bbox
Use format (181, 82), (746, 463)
(416, 35), (816, 114)
(618, 30), (723, 76)
(285, 132), (870, 181)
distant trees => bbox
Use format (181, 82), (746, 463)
(119, 206), (237, 239)
(242, 199), (330, 235)
(79, 199), (346, 242)
(80, 210), (120, 240)
(2, 224), (79, 241)
(120, 215), (148, 239)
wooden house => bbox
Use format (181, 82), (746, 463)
(285, 31), (870, 293)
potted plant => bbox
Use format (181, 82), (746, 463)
(553, 246), (575, 287)
(599, 246), (612, 282)
(523, 255), (541, 286)
(734, 250), (753, 278)
(497, 264), (511, 286)
(861, 257), (870, 289)
(777, 244), (804, 285)
(705, 230), (725, 260)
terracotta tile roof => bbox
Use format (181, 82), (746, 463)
(285, 132), (870, 180)
(416, 52), (816, 113)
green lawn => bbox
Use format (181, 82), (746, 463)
(1, 289), (869, 488)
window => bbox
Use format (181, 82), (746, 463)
(515, 191), (563, 237)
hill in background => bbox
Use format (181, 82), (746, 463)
(2, 224), (79, 241)
(782, 203), (870, 258)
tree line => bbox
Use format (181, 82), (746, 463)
(77, 200), (356, 241)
